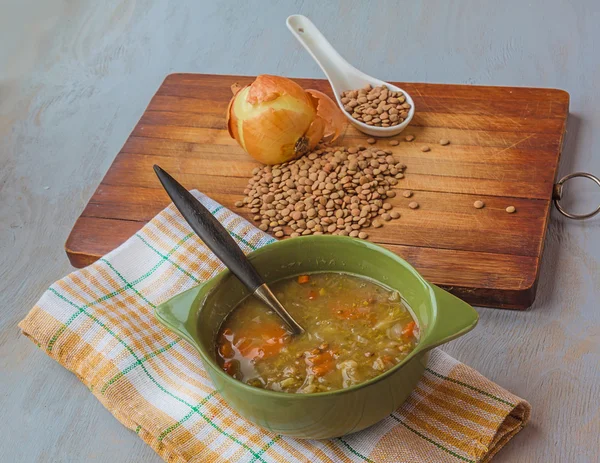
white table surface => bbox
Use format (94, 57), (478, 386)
(1, 1), (599, 461)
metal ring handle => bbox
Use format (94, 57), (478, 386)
(553, 172), (600, 220)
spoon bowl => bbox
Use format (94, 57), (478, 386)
(287, 14), (415, 138)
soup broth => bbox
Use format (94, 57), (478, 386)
(216, 272), (418, 393)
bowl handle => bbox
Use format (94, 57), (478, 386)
(154, 284), (205, 347)
(417, 285), (479, 352)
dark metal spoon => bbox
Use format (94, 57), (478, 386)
(154, 165), (304, 335)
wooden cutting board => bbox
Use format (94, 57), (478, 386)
(66, 73), (569, 309)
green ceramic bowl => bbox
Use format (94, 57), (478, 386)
(155, 236), (478, 439)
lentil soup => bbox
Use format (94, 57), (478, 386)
(216, 272), (419, 393)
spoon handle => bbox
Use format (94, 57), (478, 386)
(154, 165), (264, 291)
(154, 166), (304, 335)
(286, 15), (370, 90)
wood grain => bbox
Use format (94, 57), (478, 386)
(4, 3), (599, 462)
(65, 73), (568, 309)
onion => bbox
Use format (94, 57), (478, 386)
(227, 75), (345, 165)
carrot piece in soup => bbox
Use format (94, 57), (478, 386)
(221, 328), (233, 337)
(332, 305), (375, 323)
(312, 361), (335, 377)
(218, 341), (234, 359)
(305, 350), (335, 377)
(297, 275), (310, 284)
(222, 361), (236, 376)
(402, 321), (416, 338)
(234, 321), (290, 360)
(382, 355), (395, 365)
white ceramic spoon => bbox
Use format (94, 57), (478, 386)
(287, 14), (415, 138)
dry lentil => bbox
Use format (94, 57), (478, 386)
(367, 138), (376, 144)
(390, 211), (400, 219)
(421, 146), (431, 152)
(408, 202), (419, 209)
(405, 135), (415, 142)
(474, 200), (485, 209)
(506, 206), (516, 213)
(240, 145), (407, 238)
(439, 139), (450, 146)
(402, 190), (413, 198)
(340, 84), (412, 127)
(389, 140), (399, 146)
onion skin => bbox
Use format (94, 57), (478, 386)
(227, 75), (344, 165)
(306, 89), (345, 143)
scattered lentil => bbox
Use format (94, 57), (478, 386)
(358, 232), (368, 239)
(340, 84), (412, 127)
(474, 200), (485, 209)
(390, 211), (400, 219)
(402, 190), (412, 198)
(439, 139), (450, 146)
(389, 140), (399, 146)
(405, 135), (415, 142)
(367, 138), (376, 144)
(506, 206), (516, 213)
(408, 202), (419, 209)
(421, 146), (431, 152)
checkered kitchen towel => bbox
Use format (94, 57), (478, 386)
(20, 191), (530, 463)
